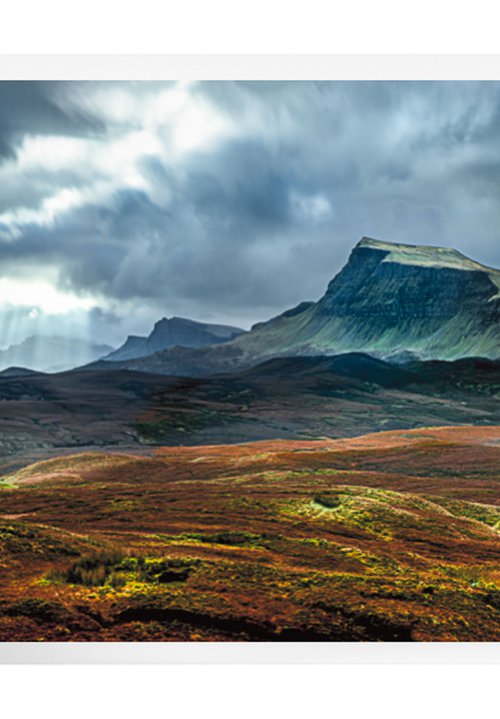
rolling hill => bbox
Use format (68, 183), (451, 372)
(0, 353), (498, 472)
(1, 425), (499, 641)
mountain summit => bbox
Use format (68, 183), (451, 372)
(106, 316), (245, 362)
(355, 236), (500, 275)
(105, 237), (500, 375)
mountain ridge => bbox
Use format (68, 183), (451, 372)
(105, 315), (245, 362)
(100, 237), (500, 376)
(358, 237), (500, 295)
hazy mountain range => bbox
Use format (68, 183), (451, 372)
(3, 237), (499, 375)
(0, 318), (244, 373)
(0, 336), (113, 373)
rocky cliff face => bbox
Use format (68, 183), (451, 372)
(230, 237), (500, 361)
(105, 316), (245, 362)
(307, 238), (500, 357)
(322, 241), (499, 322)
(106, 237), (500, 376)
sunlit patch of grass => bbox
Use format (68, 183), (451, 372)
(281, 491), (396, 539)
(429, 496), (500, 531)
(279, 485), (484, 542)
(336, 545), (402, 574)
(2, 452), (138, 486)
(0, 479), (15, 488)
(437, 562), (500, 587)
(176, 531), (263, 547)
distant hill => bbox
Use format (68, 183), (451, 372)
(240, 353), (417, 388)
(105, 316), (245, 362)
(0, 336), (113, 373)
(0, 366), (41, 378)
(103, 237), (500, 376)
(0, 352), (498, 463)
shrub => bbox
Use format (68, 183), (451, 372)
(56, 550), (193, 587)
(313, 493), (343, 509)
(58, 548), (127, 587)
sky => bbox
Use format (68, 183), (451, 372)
(1, 80), (500, 349)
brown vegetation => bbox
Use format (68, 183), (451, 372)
(0, 425), (499, 641)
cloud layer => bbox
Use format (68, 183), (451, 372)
(1, 80), (499, 345)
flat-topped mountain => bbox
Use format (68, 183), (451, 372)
(102, 237), (500, 376)
(105, 316), (245, 362)
(356, 236), (500, 274)
(265, 236), (500, 358)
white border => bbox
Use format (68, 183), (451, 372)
(1, 54), (500, 80)
(0, 642), (498, 663)
(0, 55), (498, 663)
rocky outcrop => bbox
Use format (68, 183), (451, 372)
(305, 238), (500, 357)
(105, 316), (245, 362)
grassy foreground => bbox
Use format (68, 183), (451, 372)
(0, 425), (499, 641)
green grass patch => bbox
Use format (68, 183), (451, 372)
(159, 530), (265, 548)
(430, 497), (500, 530)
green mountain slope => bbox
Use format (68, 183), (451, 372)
(105, 237), (500, 375)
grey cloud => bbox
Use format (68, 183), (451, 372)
(0, 81), (105, 159)
(0, 81), (500, 336)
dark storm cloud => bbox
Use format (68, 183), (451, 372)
(1, 80), (500, 334)
(0, 81), (105, 158)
